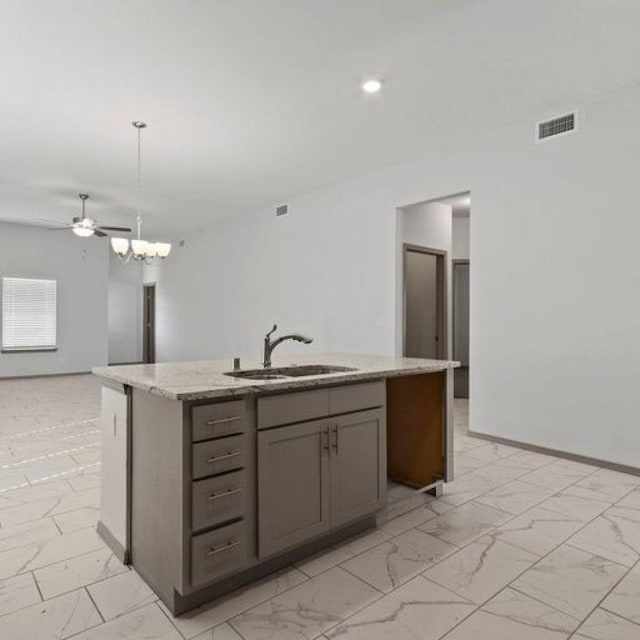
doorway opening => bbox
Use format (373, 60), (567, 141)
(142, 283), (156, 364)
(388, 191), (470, 513)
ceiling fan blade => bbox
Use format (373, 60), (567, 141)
(47, 226), (73, 231)
(94, 229), (108, 238)
(34, 218), (69, 226)
(97, 226), (132, 233)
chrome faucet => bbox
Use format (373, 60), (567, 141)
(263, 324), (313, 368)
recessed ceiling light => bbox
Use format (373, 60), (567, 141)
(362, 79), (382, 94)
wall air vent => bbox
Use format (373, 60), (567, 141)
(276, 204), (289, 217)
(537, 113), (576, 141)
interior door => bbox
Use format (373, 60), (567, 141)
(257, 419), (331, 558)
(143, 284), (155, 364)
(329, 409), (386, 527)
(453, 262), (470, 365)
(404, 248), (442, 359)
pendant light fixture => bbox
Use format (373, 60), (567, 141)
(111, 121), (171, 263)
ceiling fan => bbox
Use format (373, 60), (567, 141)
(35, 193), (132, 238)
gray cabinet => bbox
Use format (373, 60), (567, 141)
(258, 419), (331, 558)
(258, 401), (386, 558)
(330, 409), (386, 528)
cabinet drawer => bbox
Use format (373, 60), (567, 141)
(192, 435), (246, 480)
(192, 470), (245, 531)
(192, 400), (246, 442)
(329, 380), (385, 415)
(191, 521), (247, 588)
(258, 389), (329, 429)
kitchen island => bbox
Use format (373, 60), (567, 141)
(93, 353), (458, 614)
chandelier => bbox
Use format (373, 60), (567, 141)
(111, 122), (171, 264)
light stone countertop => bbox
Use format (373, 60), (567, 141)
(93, 353), (459, 401)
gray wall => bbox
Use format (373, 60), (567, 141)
(108, 252), (143, 364)
(147, 81), (640, 469)
(0, 221), (109, 377)
(452, 216), (470, 260)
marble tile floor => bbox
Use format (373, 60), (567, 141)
(1, 377), (640, 639)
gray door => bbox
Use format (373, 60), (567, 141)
(453, 262), (469, 365)
(143, 284), (155, 364)
(257, 419), (331, 558)
(330, 409), (386, 527)
(404, 248), (443, 359)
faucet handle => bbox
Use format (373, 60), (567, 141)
(266, 324), (278, 338)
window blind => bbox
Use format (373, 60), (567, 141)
(2, 277), (57, 351)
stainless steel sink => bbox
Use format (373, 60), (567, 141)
(276, 365), (357, 377)
(225, 370), (289, 380)
(225, 364), (357, 381)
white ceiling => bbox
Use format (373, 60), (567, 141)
(2, 0), (640, 236)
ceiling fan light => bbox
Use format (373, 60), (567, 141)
(155, 242), (171, 258)
(73, 227), (95, 238)
(111, 237), (129, 255)
(131, 239), (148, 257)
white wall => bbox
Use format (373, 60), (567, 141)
(151, 81), (640, 468)
(0, 222), (109, 377)
(395, 201), (453, 357)
(108, 252), (143, 364)
(452, 216), (470, 260)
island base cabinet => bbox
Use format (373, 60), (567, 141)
(330, 409), (386, 528)
(258, 408), (386, 559)
(258, 419), (331, 558)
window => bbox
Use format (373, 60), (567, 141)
(2, 277), (57, 352)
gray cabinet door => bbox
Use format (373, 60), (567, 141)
(330, 409), (387, 528)
(258, 419), (331, 558)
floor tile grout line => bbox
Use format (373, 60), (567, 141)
(336, 561), (392, 596)
(0, 493), (100, 531)
(249, 567), (389, 640)
(167, 566), (314, 639)
(219, 565), (389, 640)
(0, 443), (100, 470)
(156, 600), (190, 639)
(33, 551), (134, 603)
(83, 585), (106, 624)
(1, 418), (100, 440)
(598, 602), (640, 629)
(564, 557), (640, 638)
(563, 540), (637, 570)
(456, 500), (637, 620)
(3, 538), (108, 583)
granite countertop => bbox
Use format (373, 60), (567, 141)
(93, 353), (459, 401)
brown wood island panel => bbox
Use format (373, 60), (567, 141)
(386, 372), (445, 488)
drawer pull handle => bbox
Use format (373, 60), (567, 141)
(206, 416), (241, 426)
(207, 451), (241, 464)
(207, 487), (243, 501)
(207, 540), (240, 556)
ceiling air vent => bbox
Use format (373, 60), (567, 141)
(537, 113), (576, 141)
(276, 204), (289, 217)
